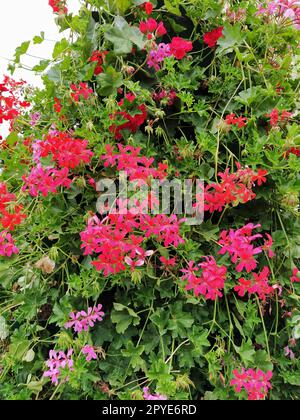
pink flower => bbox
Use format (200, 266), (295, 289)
(0, 230), (19, 257)
(284, 346), (295, 360)
(65, 304), (105, 333)
(230, 368), (272, 400)
(143, 387), (167, 400)
(290, 267), (300, 283)
(22, 165), (72, 197)
(234, 266), (274, 301)
(218, 224), (272, 273)
(82, 345), (97, 362)
(181, 257), (227, 301)
(147, 43), (172, 71)
(169, 37), (193, 59)
(43, 349), (73, 385)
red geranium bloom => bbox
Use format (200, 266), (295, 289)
(89, 50), (108, 76)
(139, 18), (167, 37)
(54, 98), (62, 113)
(203, 27), (224, 48)
(142, 2), (153, 15)
(291, 268), (300, 283)
(49, 0), (68, 14)
(169, 37), (193, 59)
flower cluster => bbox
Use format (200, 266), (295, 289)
(234, 266), (274, 301)
(0, 182), (26, 231)
(152, 88), (177, 106)
(0, 75), (30, 131)
(257, 1), (300, 29)
(0, 230), (19, 257)
(219, 223), (274, 273)
(101, 143), (168, 184)
(225, 113), (248, 128)
(291, 267), (300, 283)
(203, 27), (224, 48)
(267, 108), (292, 126)
(36, 132), (93, 169)
(65, 304), (105, 333)
(143, 387), (167, 400)
(43, 349), (73, 385)
(49, 0), (68, 14)
(81, 211), (184, 277)
(22, 165), (72, 197)
(82, 345), (97, 362)
(147, 43), (172, 71)
(70, 82), (93, 102)
(181, 257), (227, 301)
(140, 18), (167, 39)
(109, 93), (148, 140)
(89, 50), (108, 76)
(200, 165), (268, 213)
(230, 368), (273, 400)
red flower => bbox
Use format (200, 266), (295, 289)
(54, 98), (62, 113)
(37, 132), (93, 169)
(88, 50), (108, 75)
(267, 108), (292, 127)
(225, 113), (247, 128)
(143, 2), (154, 15)
(203, 27), (224, 48)
(286, 147), (300, 157)
(169, 37), (193, 59)
(139, 18), (167, 37)
(49, 0), (68, 14)
(109, 94), (148, 140)
(70, 82), (93, 102)
(291, 268), (300, 283)
(160, 256), (177, 267)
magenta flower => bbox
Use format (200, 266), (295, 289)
(43, 349), (74, 385)
(82, 345), (97, 362)
(0, 230), (19, 257)
(65, 304), (105, 333)
(181, 257), (227, 301)
(230, 368), (272, 400)
(143, 387), (167, 400)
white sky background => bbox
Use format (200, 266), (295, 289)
(0, 0), (81, 137)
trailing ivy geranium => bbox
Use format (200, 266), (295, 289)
(0, 0), (300, 400)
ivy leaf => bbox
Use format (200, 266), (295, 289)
(111, 303), (141, 334)
(217, 24), (244, 53)
(14, 41), (30, 64)
(53, 38), (69, 59)
(33, 32), (45, 45)
(8, 339), (30, 361)
(97, 66), (123, 96)
(121, 341), (145, 370)
(235, 340), (256, 365)
(104, 16), (145, 54)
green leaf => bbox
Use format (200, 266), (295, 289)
(235, 340), (256, 365)
(14, 41), (30, 64)
(111, 303), (141, 334)
(97, 66), (123, 96)
(104, 16), (145, 54)
(33, 32), (45, 45)
(53, 38), (69, 59)
(8, 339), (30, 361)
(217, 24), (244, 53)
